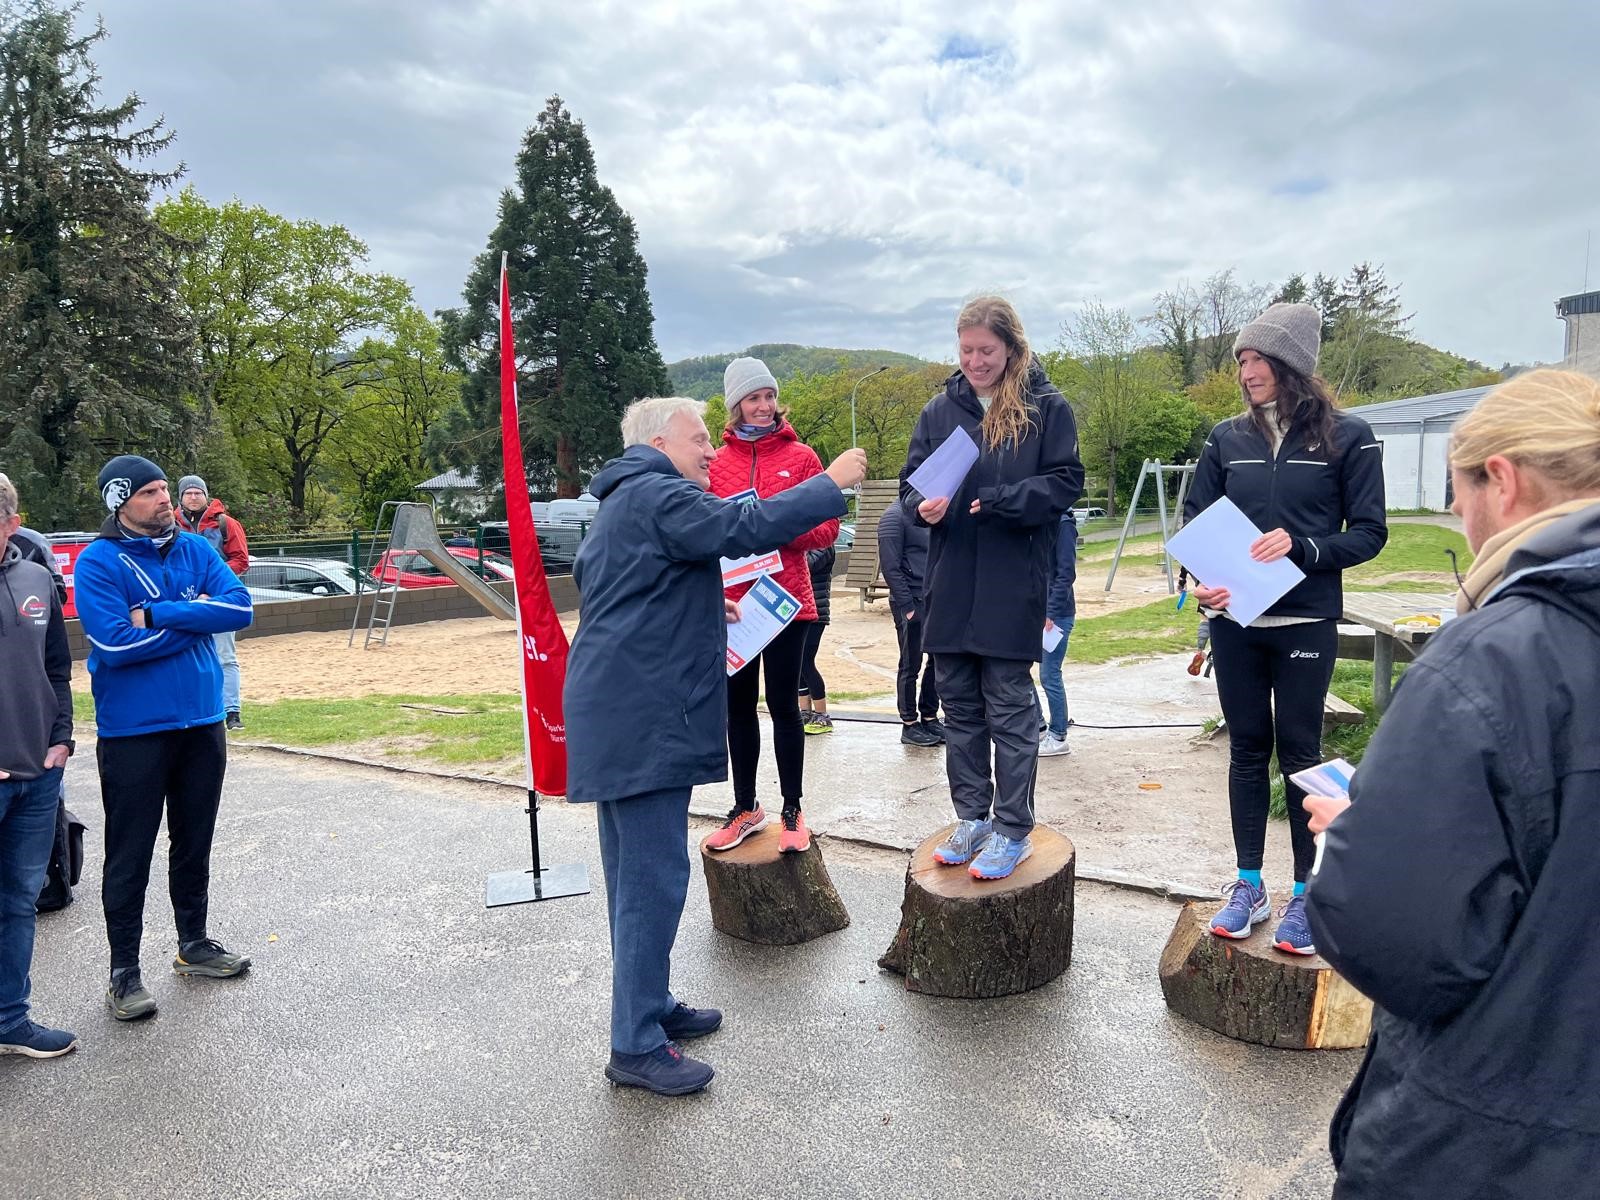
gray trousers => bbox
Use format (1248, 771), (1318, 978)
(933, 653), (1041, 841)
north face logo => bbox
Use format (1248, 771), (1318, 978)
(1290, 649), (1321, 659)
(19, 594), (46, 620)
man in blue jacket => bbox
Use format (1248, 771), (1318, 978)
(75, 456), (254, 1021)
(565, 397), (865, 1096)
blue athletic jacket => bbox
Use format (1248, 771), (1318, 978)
(74, 515), (254, 738)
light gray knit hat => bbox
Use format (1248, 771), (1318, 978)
(1233, 302), (1322, 379)
(723, 356), (779, 414)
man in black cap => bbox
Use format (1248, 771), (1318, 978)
(74, 456), (255, 1021)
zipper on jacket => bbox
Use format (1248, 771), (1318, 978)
(748, 441), (758, 492)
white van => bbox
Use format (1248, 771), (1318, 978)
(546, 496), (600, 525)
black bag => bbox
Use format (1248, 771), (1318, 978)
(35, 786), (85, 913)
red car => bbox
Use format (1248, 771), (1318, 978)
(371, 547), (517, 589)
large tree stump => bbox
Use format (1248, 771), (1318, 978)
(879, 825), (1075, 998)
(1159, 902), (1373, 1049)
(699, 825), (850, 945)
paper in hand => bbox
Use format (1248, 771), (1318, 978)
(1043, 624), (1065, 652)
(906, 425), (979, 501)
(1164, 497), (1306, 627)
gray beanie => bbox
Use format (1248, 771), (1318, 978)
(722, 356), (779, 414)
(177, 475), (209, 501)
(1233, 302), (1322, 379)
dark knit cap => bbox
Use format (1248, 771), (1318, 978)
(97, 455), (166, 513)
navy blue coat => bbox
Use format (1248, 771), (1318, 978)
(1308, 502), (1600, 1197)
(564, 445), (846, 804)
(1048, 512), (1078, 625)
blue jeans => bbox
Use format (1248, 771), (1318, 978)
(214, 630), (240, 713)
(596, 787), (692, 1055)
(0, 767), (64, 1035)
(1039, 619), (1074, 737)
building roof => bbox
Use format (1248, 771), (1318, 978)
(415, 468), (482, 492)
(1351, 385), (1492, 428)
(1556, 290), (1600, 318)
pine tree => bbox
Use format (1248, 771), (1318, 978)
(0, 3), (198, 526)
(437, 95), (669, 503)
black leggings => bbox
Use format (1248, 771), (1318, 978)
(797, 621), (828, 703)
(1209, 618), (1338, 882)
(727, 619), (809, 812)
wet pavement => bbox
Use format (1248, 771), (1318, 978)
(3, 750), (1353, 1199)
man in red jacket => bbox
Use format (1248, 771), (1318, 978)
(176, 476), (249, 730)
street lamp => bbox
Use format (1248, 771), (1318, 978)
(849, 364), (889, 451)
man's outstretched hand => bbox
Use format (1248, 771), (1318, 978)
(825, 449), (868, 490)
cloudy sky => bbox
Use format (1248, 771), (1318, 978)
(83, 0), (1599, 368)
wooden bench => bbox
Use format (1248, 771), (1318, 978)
(846, 479), (899, 608)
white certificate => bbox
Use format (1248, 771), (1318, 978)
(906, 425), (980, 501)
(1165, 497), (1306, 627)
(718, 488), (781, 586)
(1043, 624), (1065, 652)
(725, 576), (803, 675)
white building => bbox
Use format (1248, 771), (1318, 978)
(1357, 385), (1491, 512)
(1557, 289), (1600, 376)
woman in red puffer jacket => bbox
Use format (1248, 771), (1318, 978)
(702, 356), (839, 857)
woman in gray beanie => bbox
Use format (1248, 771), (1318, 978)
(1181, 302), (1388, 955)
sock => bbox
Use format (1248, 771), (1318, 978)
(110, 965), (138, 981)
(1238, 869), (1264, 889)
(1293, 880), (1307, 897)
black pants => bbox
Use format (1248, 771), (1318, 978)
(97, 722), (228, 970)
(1209, 618), (1338, 881)
(797, 620), (828, 703)
(891, 611), (940, 724)
(934, 653), (1040, 841)
(727, 619), (809, 812)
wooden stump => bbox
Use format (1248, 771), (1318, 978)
(1158, 902), (1373, 1049)
(879, 825), (1075, 998)
(699, 825), (850, 945)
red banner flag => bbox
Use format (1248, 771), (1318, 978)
(500, 253), (570, 797)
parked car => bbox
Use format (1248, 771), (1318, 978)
(479, 521), (581, 576)
(834, 522), (856, 550)
(242, 557), (377, 604)
(545, 496), (599, 525)
(1071, 506), (1107, 520)
(371, 547), (516, 589)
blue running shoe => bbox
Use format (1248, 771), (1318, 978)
(660, 1002), (722, 1040)
(1273, 895), (1316, 956)
(969, 833), (1033, 880)
(1210, 878), (1270, 939)
(604, 1043), (714, 1096)
(932, 819), (993, 866)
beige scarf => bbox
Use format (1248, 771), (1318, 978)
(1455, 498), (1600, 614)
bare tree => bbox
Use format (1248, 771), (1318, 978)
(1145, 283), (1204, 386)
(1199, 268), (1270, 375)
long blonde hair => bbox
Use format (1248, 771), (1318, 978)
(957, 296), (1035, 451)
(1449, 369), (1600, 496)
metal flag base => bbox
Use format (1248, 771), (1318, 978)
(485, 790), (591, 908)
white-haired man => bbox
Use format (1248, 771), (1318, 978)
(564, 396), (866, 1096)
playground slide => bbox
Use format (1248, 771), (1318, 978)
(389, 503), (517, 621)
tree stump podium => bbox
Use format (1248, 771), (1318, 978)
(699, 826), (850, 945)
(879, 825), (1075, 998)
(1159, 902), (1373, 1049)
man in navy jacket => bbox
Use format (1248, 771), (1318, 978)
(74, 456), (254, 1022)
(565, 398), (864, 1096)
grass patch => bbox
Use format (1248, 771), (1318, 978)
(1349, 523), (1471, 581)
(1068, 597), (1202, 665)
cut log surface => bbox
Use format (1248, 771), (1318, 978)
(1158, 902), (1373, 1050)
(699, 825), (850, 945)
(879, 825), (1075, 998)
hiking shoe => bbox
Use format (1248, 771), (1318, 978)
(107, 971), (158, 1021)
(803, 713), (834, 736)
(1273, 895), (1317, 956)
(1038, 732), (1071, 757)
(0, 1019), (79, 1059)
(173, 938), (252, 978)
(932, 818), (993, 866)
(1186, 651), (1206, 677)
(704, 805), (768, 852)
(605, 1043), (714, 1096)
(779, 807), (811, 854)
(901, 722), (941, 748)
(920, 717), (946, 742)
(970, 833), (1034, 880)
(225, 711), (243, 731)
(1210, 879), (1271, 939)
(661, 1003), (723, 1041)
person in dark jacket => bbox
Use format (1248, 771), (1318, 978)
(10, 526), (67, 606)
(1037, 511), (1077, 757)
(565, 396), (864, 1097)
(876, 502), (942, 747)
(798, 543), (835, 734)
(900, 296), (1084, 881)
(74, 456), (255, 1022)
(705, 357), (840, 855)
(1182, 302), (1387, 952)
(0, 473), (77, 1060)
(1304, 369), (1600, 1198)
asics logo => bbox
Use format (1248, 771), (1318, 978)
(1289, 650), (1321, 659)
